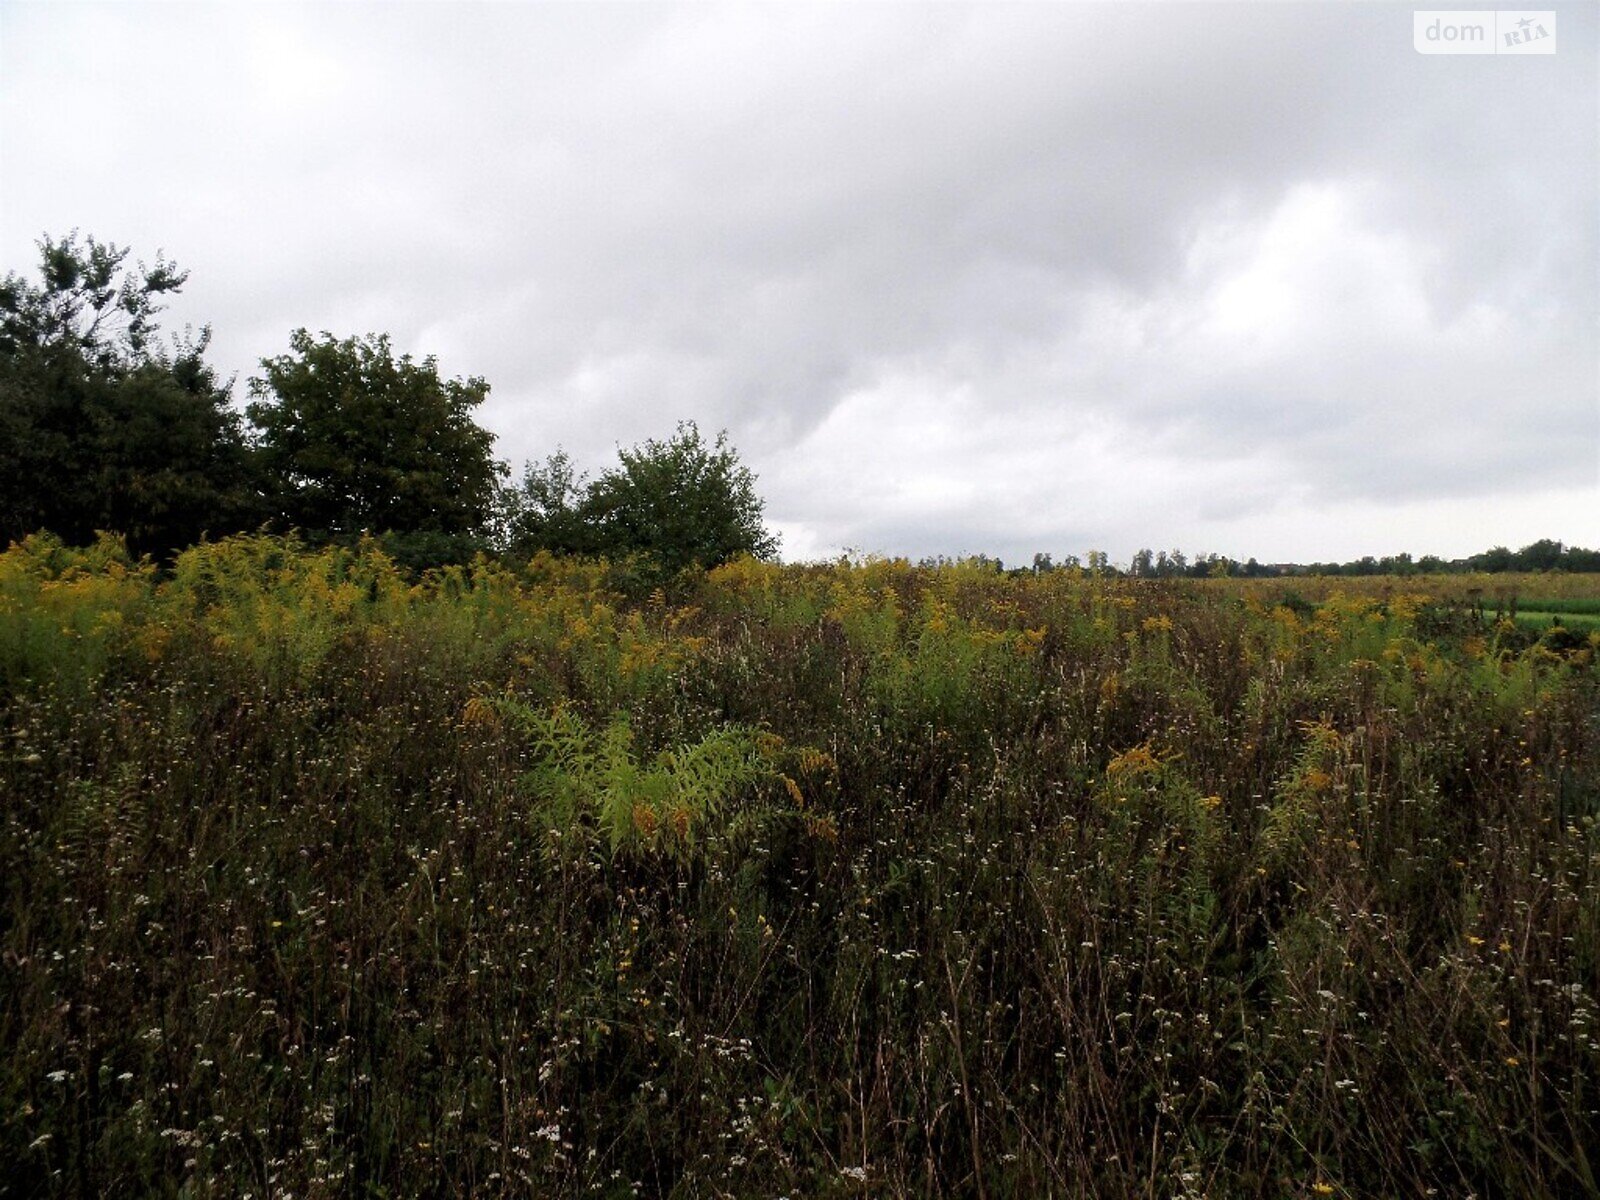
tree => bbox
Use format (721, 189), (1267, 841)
(1512, 539), (1563, 572)
(579, 421), (777, 573)
(1472, 546), (1514, 573)
(247, 330), (505, 545)
(502, 449), (594, 559)
(1563, 545), (1600, 572)
(0, 232), (255, 555)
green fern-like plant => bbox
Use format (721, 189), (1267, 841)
(492, 697), (771, 859)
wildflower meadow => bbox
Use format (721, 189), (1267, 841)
(2, 534), (1597, 1197)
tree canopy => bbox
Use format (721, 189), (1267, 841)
(0, 233), (255, 556)
(247, 330), (505, 545)
(2, 234), (781, 575)
(507, 422), (777, 574)
(503, 449), (595, 558)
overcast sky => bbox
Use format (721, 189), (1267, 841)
(2, 1), (1595, 564)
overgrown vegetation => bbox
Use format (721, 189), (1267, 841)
(0, 234), (255, 556)
(1, 234), (778, 576)
(2, 534), (1596, 1197)
(503, 425), (778, 576)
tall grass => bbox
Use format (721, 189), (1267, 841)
(2, 537), (1597, 1197)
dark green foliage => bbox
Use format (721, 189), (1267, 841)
(0, 232), (186, 369)
(0, 234), (256, 556)
(247, 329), (505, 544)
(579, 421), (777, 574)
(502, 423), (778, 582)
(377, 528), (496, 575)
(502, 449), (596, 558)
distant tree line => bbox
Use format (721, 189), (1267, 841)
(1, 234), (775, 575)
(1104, 543), (1600, 578)
(1294, 540), (1600, 576)
(1015, 542), (1600, 580)
(934, 541), (1600, 583)
(1016, 541), (1600, 580)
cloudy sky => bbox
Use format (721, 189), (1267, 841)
(2, 1), (1595, 564)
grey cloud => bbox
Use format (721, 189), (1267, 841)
(2, 1), (1594, 562)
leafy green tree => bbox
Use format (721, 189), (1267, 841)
(1472, 546), (1514, 573)
(1563, 545), (1600, 572)
(502, 449), (595, 559)
(247, 330), (505, 545)
(0, 233), (255, 555)
(1512, 539), (1563, 572)
(580, 421), (777, 574)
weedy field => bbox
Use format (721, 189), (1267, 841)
(2, 535), (1597, 1198)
